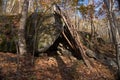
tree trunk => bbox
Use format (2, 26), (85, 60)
(115, 29), (120, 77)
(117, 0), (120, 9)
(91, 19), (95, 38)
(9, 0), (16, 13)
(2, 0), (7, 14)
(103, 0), (120, 77)
(0, 0), (2, 14)
(107, 20), (113, 42)
(28, 0), (34, 13)
(18, 0), (29, 55)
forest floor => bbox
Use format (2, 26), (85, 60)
(0, 24), (118, 80)
(0, 50), (118, 80)
(0, 15), (118, 80)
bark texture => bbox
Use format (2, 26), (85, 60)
(18, 0), (29, 55)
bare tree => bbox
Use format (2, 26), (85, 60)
(88, 0), (95, 38)
(103, 0), (120, 77)
(18, 0), (29, 55)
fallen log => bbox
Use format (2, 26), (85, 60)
(54, 5), (93, 69)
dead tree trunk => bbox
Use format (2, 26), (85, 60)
(18, 0), (29, 55)
(54, 4), (93, 69)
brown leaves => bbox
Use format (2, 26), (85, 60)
(72, 0), (79, 6)
(78, 4), (95, 18)
(78, 5), (88, 15)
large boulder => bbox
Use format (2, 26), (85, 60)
(26, 11), (63, 52)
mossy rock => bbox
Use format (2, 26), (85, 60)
(26, 12), (63, 52)
(0, 35), (16, 52)
(0, 23), (16, 53)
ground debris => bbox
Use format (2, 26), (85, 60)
(0, 52), (117, 80)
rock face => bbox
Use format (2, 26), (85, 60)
(26, 11), (63, 52)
